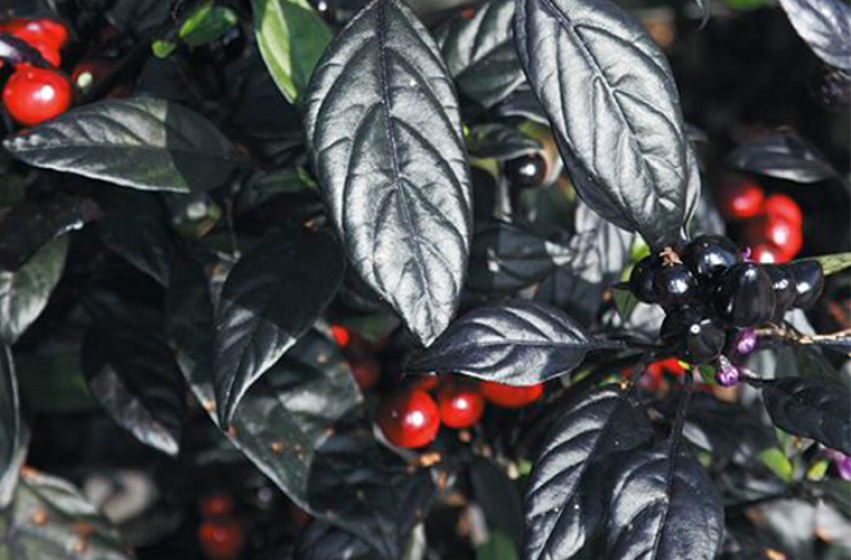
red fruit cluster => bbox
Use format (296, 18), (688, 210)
(377, 388), (442, 448)
(197, 494), (244, 560)
(479, 380), (544, 408)
(0, 18), (72, 125)
(376, 375), (544, 449)
(0, 18), (67, 66)
(717, 176), (803, 263)
(331, 326), (544, 449)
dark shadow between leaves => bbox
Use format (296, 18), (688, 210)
(164, 103), (243, 193)
(0, 193), (100, 272)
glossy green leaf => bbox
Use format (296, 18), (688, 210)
(152, 39), (177, 58)
(758, 448), (794, 483)
(179, 2), (238, 47)
(806, 252), (851, 276)
(252, 0), (332, 104)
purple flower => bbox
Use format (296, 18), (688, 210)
(735, 329), (758, 356)
(826, 450), (851, 481)
(716, 357), (741, 387)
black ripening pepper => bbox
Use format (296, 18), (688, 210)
(628, 237), (806, 365)
(628, 256), (657, 303)
(503, 153), (547, 189)
(661, 308), (726, 364)
(789, 260), (825, 310)
(682, 235), (742, 285)
(714, 263), (777, 327)
(652, 263), (697, 308)
(764, 264), (797, 321)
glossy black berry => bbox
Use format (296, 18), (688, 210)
(682, 235), (741, 284)
(789, 260), (825, 310)
(714, 263), (776, 327)
(628, 257), (657, 303)
(504, 153), (547, 188)
(764, 264), (797, 321)
(660, 308), (726, 364)
(652, 264), (697, 307)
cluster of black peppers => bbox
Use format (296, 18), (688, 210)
(629, 235), (825, 377)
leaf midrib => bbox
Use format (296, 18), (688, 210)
(374, 0), (434, 335)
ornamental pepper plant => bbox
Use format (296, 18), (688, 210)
(0, 0), (848, 559)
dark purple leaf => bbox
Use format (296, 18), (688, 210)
(777, 0), (851, 70)
(514, 0), (697, 249)
(407, 300), (617, 385)
(524, 385), (653, 560)
(758, 376), (850, 454)
(214, 228), (345, 427)
(304, 0), (473, 346)
(726, 131), (839, 184)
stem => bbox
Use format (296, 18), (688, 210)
(755, 324), (851, 348)
(672, 369), (695, 438)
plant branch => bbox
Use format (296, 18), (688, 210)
(756, 324), (851, 348)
